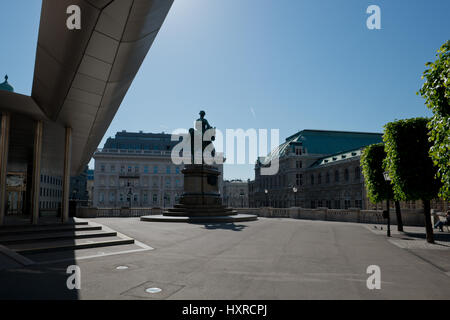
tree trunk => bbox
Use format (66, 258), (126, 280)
(395, 201), (404, 232)
(423, 199), (434, 244)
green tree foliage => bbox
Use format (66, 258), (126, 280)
(361, 143), (404, 232)
(361, 143), (392, 203)
(418, 40), (450, 200)
(383, 118), (441, 243)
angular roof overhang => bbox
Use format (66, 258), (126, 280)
(1, 0), (173, 175)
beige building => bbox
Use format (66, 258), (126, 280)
(93, 131), (223, 208)
(223, 179), (249, 208)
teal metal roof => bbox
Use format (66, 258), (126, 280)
(310, 148), (363, 168)
(0, 75), (14, 92)
(261, 130), (382, 164)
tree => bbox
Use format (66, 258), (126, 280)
(418, 40), (450, 200)
(383, 118), (441, 243)
(361, 143), (403, 232)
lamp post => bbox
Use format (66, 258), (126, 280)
(264, 189), (268, 207)
(127, 187), (133, 209)
(240, 191), (245, 208)
(293, 187), (298, 207)
(383, 172), (391, 237)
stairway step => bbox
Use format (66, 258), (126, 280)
(0, 231), (117, 245)
(0, 221), (88, 230)
(0, 225), (102, 237)
(11, 237), (135, 255)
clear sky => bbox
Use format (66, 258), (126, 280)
(1, 0), (449, 180)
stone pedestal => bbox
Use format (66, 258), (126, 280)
(165, 165), (236, 217)
(141, 165), (257, 223)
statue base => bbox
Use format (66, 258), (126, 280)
(140, 164), (257, 223)
(166, 164), (236, 217)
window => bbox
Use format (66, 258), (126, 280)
(175, 167), (180, 174)
(165, 178), (171, 188)
(326, 172), (330, 183)
(109, 192), (115, 202)
(100, 164), (105, 172)
(135, 166), (139, 173)
(143, 192), (148, 203)
(128, 166), (132, 173)
(110, 165), (115, 172)
(318, 200), (323, 208)
(344, 199), (351, 209)
(310, 174), (315, 185)
(335, 170), (340, 182)
(355, 167), (361, 180)
(296, 174), (303, 186)
(318, 173), (322, 184)
(295, 147), (302, 155)
(326, 200), (331, 208)
(296, 161), (302, 168)
(344, 168), (349, 182)
(355, 200), (362, 208)
(334, 200), (340, 209)
(153, 165), (158, 174)
(121, 165), (125, 173)
(166, 166), (171, 174)
(153, 193), (158, 204)
(144, 165), (149, 173)
(311, 200), (316, 209)
(99, 192), (105, 203)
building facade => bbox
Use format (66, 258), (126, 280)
(223, 179), (249, 208)
(249, 130), (384, 209)
(93, 131), (223, 208)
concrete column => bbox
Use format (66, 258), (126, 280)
(31, 120), (43, 225)
(0, 112), (11, 226)
(61, 127), (72, 223)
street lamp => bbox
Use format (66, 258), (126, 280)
(239, 191), (245, 208)
(264, 189), (268, 207)
(383, 172), (391, 237)
(293, 187), (298, 207)
(127, 187), (133, 209)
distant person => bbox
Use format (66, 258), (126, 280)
(434, 210), (450, 232)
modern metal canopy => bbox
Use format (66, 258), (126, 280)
(0, 0), (174, 175)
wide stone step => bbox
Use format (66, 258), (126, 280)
(9, 236), (135, 255)
(0, 221), (88, 230)
(0, 225), (102, 237)
(0, 230), (117, 245)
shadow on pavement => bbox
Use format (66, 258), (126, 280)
(404, 230), (450, 245)
(201, 223), (248, 232)
(0, 261), (79, 300)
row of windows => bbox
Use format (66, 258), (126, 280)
(98, 192), (178, 204)
(40, 201), (60, 209)
(99, 164), (180, 175)
(40, 187), (62, 198)
(40, 175), (62, 186)
(98, 178), (181, 188)
(296, 167), (361, 186)
(311, 199), (362, 209)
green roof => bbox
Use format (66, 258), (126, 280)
(0, 75), (14, 92)
(261, 129), (382, 164)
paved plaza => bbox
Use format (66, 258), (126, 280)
(1, 218), (450, 299)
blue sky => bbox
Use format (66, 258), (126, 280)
(1, 0), (449, 180)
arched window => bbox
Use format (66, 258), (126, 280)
(355, 166), (361, 180)
(326, 172), (330, 183)
(318, 173), (322, 184)
(335, 170), (340, 182)
(344, 168), (349, 182)
(310, 174), (315, 185)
